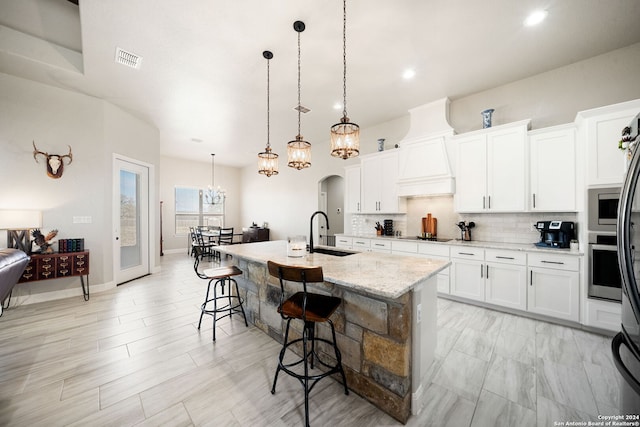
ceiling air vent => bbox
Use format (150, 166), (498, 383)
(115, 47), (142, 69)
(294, 105), (311, 114)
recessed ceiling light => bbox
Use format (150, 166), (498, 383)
(524, 10), (548, 27)
(403, 69), (416, 80)
(333, 102), (342, 110)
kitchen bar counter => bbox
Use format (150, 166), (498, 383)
(215, 240), (449, 423)
(216, 240), (449, 299)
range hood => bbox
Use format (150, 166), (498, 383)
(396, 98), (455, 197)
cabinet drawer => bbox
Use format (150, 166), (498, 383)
(450, 246), (484, 259)
(353, 238), (371, 248)
(335, 236), (353, 247)
(418, 243), (450, 257)
(485, 249), (526, 265)
(528, 252), (579, 271)
(370, 239), (391, 251)
(391, 240), (418, 254)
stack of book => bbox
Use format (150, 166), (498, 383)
(58, 238), (85, 253)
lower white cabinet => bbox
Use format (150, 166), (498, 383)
(527, 253), (580, 322)
(418, 243), (451, 294)
(335, 236), (353, 249)
(450, 246), (485, 301)
(370, 239), (392, 253)
(485, 250), (527, 311)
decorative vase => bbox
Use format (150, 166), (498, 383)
(377, 138), (385, 152)
(481, 109), (495, 128)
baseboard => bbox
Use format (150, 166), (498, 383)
(411, 382), (425, 415)
(8, 280), (116, 308)
(163, 248), (189, 255)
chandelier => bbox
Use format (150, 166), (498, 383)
(287, 21), (311, 170)
(330, 0), (360, 159)
(205, 153), (225, 204)
(258, 50), (279, 177)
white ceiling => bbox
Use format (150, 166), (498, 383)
(1, 0), (640, 167)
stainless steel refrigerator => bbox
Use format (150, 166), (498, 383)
(615, 112), (640, 414)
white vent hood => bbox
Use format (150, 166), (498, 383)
(396, 98), (455, 197)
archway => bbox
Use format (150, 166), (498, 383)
(318, 175), (344, 246)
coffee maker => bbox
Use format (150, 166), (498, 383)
(534, 220), (575, 248)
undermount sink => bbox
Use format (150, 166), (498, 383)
(312, 247), (356, 257)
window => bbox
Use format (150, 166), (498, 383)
(175, 186), (224, 235)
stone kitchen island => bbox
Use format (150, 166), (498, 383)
(215, 240), (450, 423)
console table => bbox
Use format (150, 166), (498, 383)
(18, 251), (90, 300)
(241, 227), (269, 243)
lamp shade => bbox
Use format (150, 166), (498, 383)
(0, 210), (42, 230)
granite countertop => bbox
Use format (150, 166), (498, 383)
(338, 234), (584, 256)
(215, 240), (450, 299)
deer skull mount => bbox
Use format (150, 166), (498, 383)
(32, 141), (73, 179)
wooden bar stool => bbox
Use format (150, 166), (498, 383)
(267, 260), (348, 427)
(193, 247), (248, 341)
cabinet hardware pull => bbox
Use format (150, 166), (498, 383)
(533, 193), (536, 208)
(488, 195), (491, 209)
(374, 243), (384, 247)
(541, 260), (564, 265)
(530, 270), (533, 286)
(483, 196), (486, 209)
(495, 256), (515, 260)
(480, 264), (484, 278)
(486, 264), (489, 279)
(458, 252), (475, 256)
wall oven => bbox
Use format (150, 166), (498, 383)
(588, 233), (622, 302)
(588, 187), (621, 232)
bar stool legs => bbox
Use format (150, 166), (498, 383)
(271, 317), (349, 426)
(197, 270), (248, 341)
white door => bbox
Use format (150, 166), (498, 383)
(114, 157), (150, 284)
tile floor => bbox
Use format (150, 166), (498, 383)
(0, 253), (625, 426)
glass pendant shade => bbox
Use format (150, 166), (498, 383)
(331, 0), (359, 160)
(258, 146), (279, 177)
(258, 50), (278, 177)
(330, 116), (360, 159)
(287, 135), (311, 170)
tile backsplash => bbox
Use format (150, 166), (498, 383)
(349, 195), (579, 244)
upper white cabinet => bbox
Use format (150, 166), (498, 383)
(361, 151), (402, 213)
(344, 165), (361, 213)
(455, 120), (530, 212)
(577, 100), (640, 186)
(529, 125), (577, 211)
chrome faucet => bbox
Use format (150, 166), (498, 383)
(309, 211), (330, 253)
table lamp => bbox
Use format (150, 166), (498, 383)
(0, 210), (43, 253)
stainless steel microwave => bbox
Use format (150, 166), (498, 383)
(588, 187), (621, 232)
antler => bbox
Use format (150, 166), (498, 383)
(60, 145), (73, 165)
(32, 141), (48, 163)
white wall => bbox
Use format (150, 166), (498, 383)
(0, 72), (160, 304)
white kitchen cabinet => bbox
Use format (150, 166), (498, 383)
(352, 237), (371, 250)
(370, 238), (392, 253)
(484, 249), (527, 311)
(418, 243), (451, 294)
(450, 246), (485, 301)
(361, 151), (401, 213)
(335, 235), (353, 249)
(529, 125), (577, 212)
(455, 121), (529, 212)
(527, 252), (580, 322)
(345, 165), (361, 213)
(577, 100), (640, 186)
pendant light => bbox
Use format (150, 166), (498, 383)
(287, 21), (311, 170)
(330, 0), (360, 159)
(258, 50), (279, 177)
(205, 153), (225, 205)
